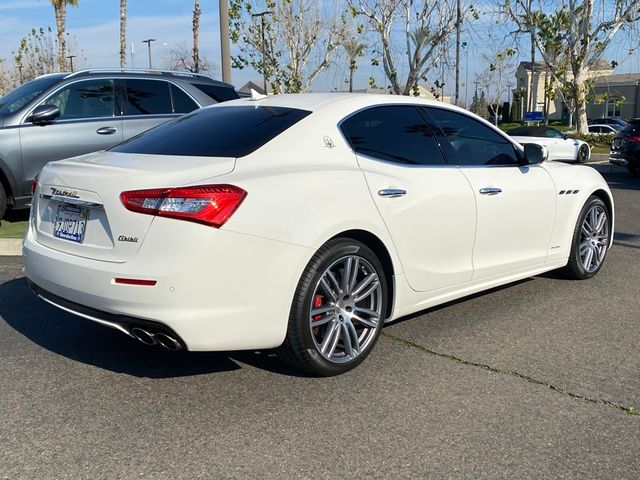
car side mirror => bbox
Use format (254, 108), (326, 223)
(563, 134), (568, 140)
(523, 143), (547, 164)
(30, 104), (61, 125)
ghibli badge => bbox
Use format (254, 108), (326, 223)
(117, 235), (139, 243)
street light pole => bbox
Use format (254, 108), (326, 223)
(142, 38), (156, 69)
(252, 11), (272, 94)
(219, 1), (232, 84)
(66, 55), (76, 72)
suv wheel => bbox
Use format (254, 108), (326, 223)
(0, 184), (7, 219)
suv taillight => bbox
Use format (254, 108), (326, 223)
(31, 174), (39, 195)
(628, 135), (640, 142)
(120, 185), (247, 227)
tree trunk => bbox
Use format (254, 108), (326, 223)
(454, 0), (461, 106)
(193, 0), (200, 73)
(349, 63), (354, 92)
(119, 0), (127, 68)
(55, 3), (67, 71)
(573, 71), (589, 134)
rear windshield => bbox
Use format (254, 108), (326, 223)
(621, 121), (640, 134)
(111, 105), (311, 157)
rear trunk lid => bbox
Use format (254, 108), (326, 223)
(32, 151), (235, 263)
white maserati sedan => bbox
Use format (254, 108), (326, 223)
(507, 126), (591, 163)
(24, 94), (613, 376)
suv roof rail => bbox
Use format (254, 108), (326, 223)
(64, 68), (217, 81)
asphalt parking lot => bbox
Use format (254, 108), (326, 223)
(0, 171), (638, 480)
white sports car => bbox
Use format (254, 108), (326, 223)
(508, 126), (591, 163)
(24, 94), (613, 376)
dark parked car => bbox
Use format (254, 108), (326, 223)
(0, 69), (238, 218)
(588, 117), (627, 128)
(610, 119), (640, 176)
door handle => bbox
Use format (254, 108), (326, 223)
(96, 126), (117, 135)
(479, 187), (502, 196)
(378, 188), (407, 198)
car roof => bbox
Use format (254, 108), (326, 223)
(506, 126), (554, 136)
(60, 68), (234, 88)
(215, 92), (483, 118)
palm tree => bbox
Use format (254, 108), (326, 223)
(119, 0), (126, 68)
(192, 0), (200, 73)
(342, 39), (366, 93)
(51, 0), (78, 71)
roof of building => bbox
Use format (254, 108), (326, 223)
(594, 73), (640, 86)
(518, 59), (612, 72)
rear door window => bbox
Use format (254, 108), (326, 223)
(111, 106), (311, 157)
(170, 84), (199, 113)
(122, 79), (172, 115)
(340, 105), (445, 165)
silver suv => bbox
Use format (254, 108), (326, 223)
(0, 69), (238, 218)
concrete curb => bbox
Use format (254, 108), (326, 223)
(0, 239), (23, 256)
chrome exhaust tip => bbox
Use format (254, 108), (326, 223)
(155, 333), (182, 351)
(131, 327), (157, 346)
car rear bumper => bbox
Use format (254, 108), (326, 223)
(23, 218), (313, 351)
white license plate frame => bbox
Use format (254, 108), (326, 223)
(53, 204), (90, 243)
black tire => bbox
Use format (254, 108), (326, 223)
(0, 184), (6, 220)
(576, 145), (589, 163)
(560, 196), (610, 280)
(279, 238), (388, 376)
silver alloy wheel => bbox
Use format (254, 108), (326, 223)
(309, 255), (383, 364)
(579, 204), (609, 273)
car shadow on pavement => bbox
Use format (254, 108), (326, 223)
(385, 278), (533, 328)
(0, 277), (308, 379)
(603, 173), (640, 191)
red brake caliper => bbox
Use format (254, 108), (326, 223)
(312, 293), (324, 334)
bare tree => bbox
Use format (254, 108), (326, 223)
(348, 0), (461, 96)
(50, 0), (78, 71)
(193, 0), (201, 73)
(119, 0), (127, 68)
(503, 0), (640, 134)
(230, 1), (346, 93)
(164, 42), (211, 73)
(481, 48), (516, 125)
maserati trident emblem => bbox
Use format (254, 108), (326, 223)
(50, 187), (80, 198)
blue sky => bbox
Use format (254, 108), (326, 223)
(0, 0), (637, 98)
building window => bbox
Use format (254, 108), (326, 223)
(606, 100), (621, 117)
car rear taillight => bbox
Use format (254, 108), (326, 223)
(628, 135), (640, 142)
(31, 174), (39, 195)
(120, 184), (247, 228)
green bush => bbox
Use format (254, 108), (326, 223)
(570, 132), (614, 148)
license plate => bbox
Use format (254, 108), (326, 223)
(53, 204), (89, 243)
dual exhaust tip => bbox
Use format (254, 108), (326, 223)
(130, 327), (182, 351)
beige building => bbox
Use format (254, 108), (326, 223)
(512, 60), (612, 121)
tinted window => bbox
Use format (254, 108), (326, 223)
(340, 106), (445, 165)
(427, 108), (519, 166)
(0, 75), (62, 115)
(111, 106), (311, 157)
(545, 128), (564, 139)
(44, 79), (114, 120)
(192, 83), (239, 102)
(170, 84), (199, 113)
(123, 79), (172, 115)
